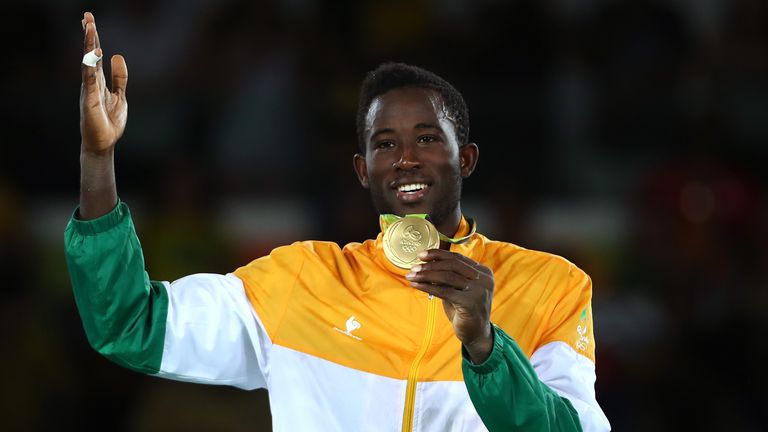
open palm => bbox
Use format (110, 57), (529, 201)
(79, 12), (127, 154)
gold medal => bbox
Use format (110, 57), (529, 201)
(382, 215), (440, 269)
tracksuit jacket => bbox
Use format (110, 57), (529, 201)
(64, 201), (610, 431)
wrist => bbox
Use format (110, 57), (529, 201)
(79, 143), (117, 220)
(80, 145), (115, 159)
(464, 322), (493, 364)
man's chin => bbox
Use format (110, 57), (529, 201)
(393, 204), (434, 217)
(370, 191), (436, 217)
(376, 202), (432, 217)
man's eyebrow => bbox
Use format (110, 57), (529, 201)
(369, 128), (395, 140)
(415, 123), (444, 133)
(369, 123), (443, 141)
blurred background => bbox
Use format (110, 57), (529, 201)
(1, 0), (767, 430)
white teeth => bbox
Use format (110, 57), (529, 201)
(398, 183), (427, 193)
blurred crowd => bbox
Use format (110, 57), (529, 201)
(1, 0), (767, 430)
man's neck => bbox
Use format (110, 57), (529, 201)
(435, 207), (463, 250)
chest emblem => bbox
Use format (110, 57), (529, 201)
(333, 316), (363, 341)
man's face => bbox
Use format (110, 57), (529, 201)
(353, 87), (477, 229)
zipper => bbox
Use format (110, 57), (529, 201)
(401, 296), (438, 432)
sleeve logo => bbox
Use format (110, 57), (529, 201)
(576, 308), (589, 352)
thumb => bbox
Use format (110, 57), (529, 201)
(111, 54), (128, 96)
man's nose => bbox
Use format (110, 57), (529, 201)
(393, 143), (420, 169)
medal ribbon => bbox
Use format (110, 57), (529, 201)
(379, 214), (477, 245)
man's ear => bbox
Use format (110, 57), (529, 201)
(353, 153), (370, 188)
(459, 143), (479, 178)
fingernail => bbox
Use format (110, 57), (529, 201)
(405, 272), (416, 280)
(417, 251), (427, 259)
(411, 265), (422, 273)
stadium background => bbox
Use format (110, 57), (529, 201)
(1, 0), (766, 430)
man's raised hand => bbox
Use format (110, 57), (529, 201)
(78, 12), (125, 220)
(80, 12), (127, 155)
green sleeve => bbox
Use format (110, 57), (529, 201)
(64, 201), (168, 374)
(462, 325), (582, 432)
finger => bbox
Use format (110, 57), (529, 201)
(82, 47), (104, 84)
(81, 17), (105, 100)
(407, 269), (471, 290)
(110, 55), (128, 96)
(419, 249), (475, 265)
(410, 282), (462, 302)
(418, 249), (491, 276)
(81, 37), (101, 95)
(435, 251), (492, 277)
(82, 15), (103, 78)
(83, 12), (101, 50)
(411, 259), (477, 280)
(82, 24), (103, 69)
(83, 21), (96, 55)
(90, 22), (103, 80)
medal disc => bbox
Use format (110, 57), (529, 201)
(382, 216), (440, 269)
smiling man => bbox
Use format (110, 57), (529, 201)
(66, 12), (610, 432)
(354, 85), (469, 237)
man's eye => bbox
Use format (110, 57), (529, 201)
(417, 135), (438, 144)
(376, 141), (395, 149)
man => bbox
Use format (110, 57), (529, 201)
(66, 12), (610, 432)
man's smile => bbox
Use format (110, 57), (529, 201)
(394, 183), (432, 203)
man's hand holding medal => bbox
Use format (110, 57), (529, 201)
(381, 215), (494, 364)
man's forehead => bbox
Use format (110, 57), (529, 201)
(365, 87), (451, 129)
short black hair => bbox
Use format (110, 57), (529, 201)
(356, 62), (470, 153)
